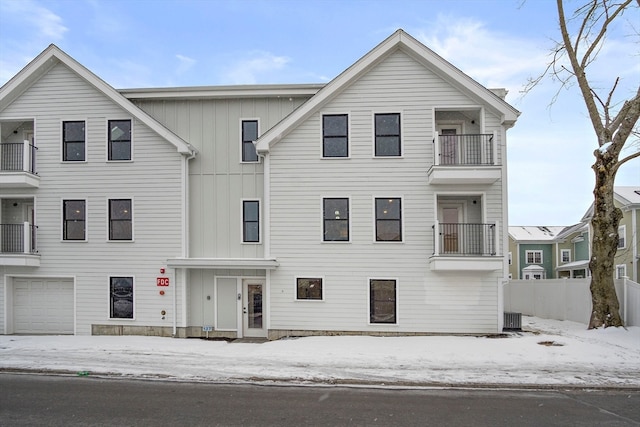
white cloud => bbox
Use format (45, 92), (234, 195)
(176, 54), (196, 75)
(222, 51), (291, 84)
(2, 0), (68, 40)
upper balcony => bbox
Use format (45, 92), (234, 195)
(429, 221), (503, 271)
(1, 120), (39, 188)
(427, 132), (501, 185)
(0, 222), (39, 266)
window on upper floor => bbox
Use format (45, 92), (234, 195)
(375, 198), (402, 242)
(561, 249), (571, 263)
(618, 225), (626, 249)
(296, 277), (323, 300)
(62, 121), (85, 161)
(374, 113), (401, 156)
(109, 199), (132, 241)
(110, 276), (134, 319)
(322, 114), (348, 157)
(243, 200), (260, 243)
(108, 119), (132, 161)
(616, 264), (627, 279)
(369, 279), (396, 324)
(323, 198), (349, 242)
(526, 250), (543, 264)
(241, 120), (259, 162)
(63, 199), (86, 240)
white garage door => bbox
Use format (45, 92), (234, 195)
(13, 278), (74, 334)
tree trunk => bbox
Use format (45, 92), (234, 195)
(588, 150), (624, 328)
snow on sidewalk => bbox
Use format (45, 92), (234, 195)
(0, 317), (638, 388)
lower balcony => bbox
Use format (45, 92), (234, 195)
(0, 222), (40, 266)
(429, 221), (503, 271)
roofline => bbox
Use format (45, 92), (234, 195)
(120, 84), (324, 100)
(0, 44), (197, 157)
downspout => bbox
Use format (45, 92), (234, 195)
(498, 123), (508, 333)
(261, 151), (271, 334)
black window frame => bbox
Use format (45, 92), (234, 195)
(322, 114), (349, 158)
(375, 198), (402, 242)
(296, 277), (323, 300)
(241, 120), (259, 162)
(108, 119), (132, 161)
(62, 199), (86, 241)
(243, 200), (260, 243)
(62, 120), (86, 161)
(374, 113), (401, 157)
(110, 276), (134, 319)
(369, 279), (397, 324)
(323, 198), (350, 242)
(109, 199), (132, 241)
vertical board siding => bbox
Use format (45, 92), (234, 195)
(268, 50), (505, 333)
(0, 63), (185, 334)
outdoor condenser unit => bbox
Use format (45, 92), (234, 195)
(503, 312), (522, 331)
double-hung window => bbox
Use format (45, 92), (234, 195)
(241, 120), (259, 162)
(63, 121), (85, 161)
(243, 200), (260, 243)
(108, 119), (131, 161)
(526, 250), (542, 264)
(110, 276), (134, 319)
(109, 199), (132, 241)
(374, 113), (401, 156)
(369, 279), (396, 324)
(375, 198), (402, 241)
(618, 225), (626, 249)
(63, 200), (86, 240)
(323, 198), (349, 241)
(561, 249), (571, 263)
(296, 278), (323, 300)
(322, 114), (348, 157)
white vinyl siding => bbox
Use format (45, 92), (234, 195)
(267, 50), (505, 334)
(0, 63), (186, 334)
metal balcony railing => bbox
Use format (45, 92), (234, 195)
(0, 142), (37, 174)
(433, 133), (495, 166)
(0, 223), (37, 253)
(433, 222), (496, 256)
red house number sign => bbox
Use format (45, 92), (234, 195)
(157, 277), (170, 287)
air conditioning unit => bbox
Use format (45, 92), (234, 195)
(503, 312), (522, 331)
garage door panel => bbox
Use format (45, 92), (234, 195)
(13, 278), (74, 334)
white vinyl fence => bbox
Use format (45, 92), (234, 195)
(504, 277), (640, 327)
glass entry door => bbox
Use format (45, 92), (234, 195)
(242, 279), (266, 337)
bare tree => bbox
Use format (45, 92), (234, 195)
(528, 0), (639, 328)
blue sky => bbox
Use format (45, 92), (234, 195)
(1, 0), (638, 225)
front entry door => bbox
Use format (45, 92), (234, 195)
(242, 279), (266, 338)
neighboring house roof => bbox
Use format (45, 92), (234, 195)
(255, 29), (520, 154)
(508, 226), (567, 242)
(581, 186), (640, 221)
(556, 260), (589, 271)
(555, 222), (589, 240)
(0, 44), (197, 156)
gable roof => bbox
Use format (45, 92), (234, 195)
(581, 186), (640, 221)
(255, 29), (520, 154)
(0, 44), (197, 156)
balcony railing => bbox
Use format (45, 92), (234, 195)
(433, 133), (495, 166)
(0, 223), (37, 254)
(433, 222), (496, 256)
(1, 141), (37, 174)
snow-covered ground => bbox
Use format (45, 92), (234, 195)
(1, 317), (638, 388)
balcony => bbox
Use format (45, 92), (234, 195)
(0, 222), (40, 266)
(429, 221), (503, 271)
(427, 133), (501, 184)
(0, 141), (39, 188)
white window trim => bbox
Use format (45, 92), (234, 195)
(241, 198), (261, 244)
(105, 118), (134, 162)
(61, 198), (88, 242)
(372, 195), (404, 243)
(321, 196), (351, 243)
(615, 264), (627, 279)
(320, 112), (351, 159)
(618, 225), (626, 249)
(240, 118), (260, 163)
(106, 197), (135, 242)
(561, 249), (571, 263)
(294, 276), (325, 302)
(61, 118), (88, 163)
(525, 250), (543, 264)
(367, 277), (399, 326)
(107, 275), (135, 320)
(372, 111), (403, 158)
